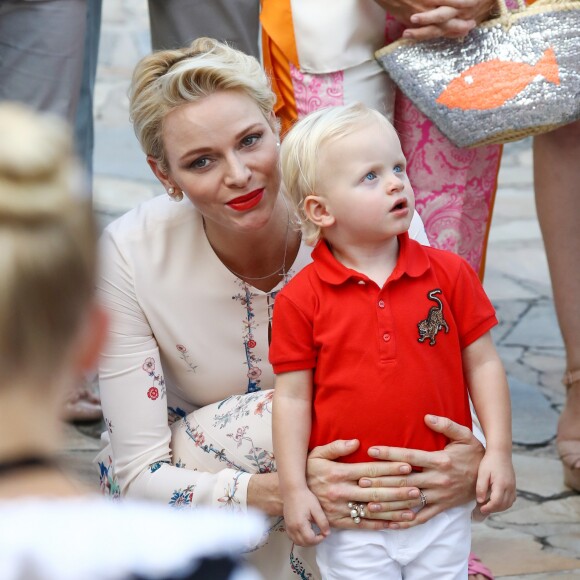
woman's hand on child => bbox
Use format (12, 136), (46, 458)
(361, 414), (485, 528)
(306, 439), (421, 530)
(475, 450), (516, 515)
(283, 489), (330, 547)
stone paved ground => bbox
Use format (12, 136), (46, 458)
(61, 1), (580, 577)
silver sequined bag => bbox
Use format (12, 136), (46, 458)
(375, 0), (580, 148)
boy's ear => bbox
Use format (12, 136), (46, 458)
(303, 195), (335, 229)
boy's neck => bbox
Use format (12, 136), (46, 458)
(327, 235), (400, 288)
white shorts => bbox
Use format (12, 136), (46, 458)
(316, 501), (475, 580)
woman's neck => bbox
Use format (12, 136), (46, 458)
(203, 195), (302, 292)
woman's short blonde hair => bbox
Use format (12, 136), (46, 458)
(130, 37), (277, 173)
(280, 103), (391, 246)
(0, 103), (96, 385)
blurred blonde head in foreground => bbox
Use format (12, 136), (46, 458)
(0, 102), (103, 443)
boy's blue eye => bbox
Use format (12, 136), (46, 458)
(364, 171), (377, 181)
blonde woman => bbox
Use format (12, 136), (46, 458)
(97, 38), (488, 579)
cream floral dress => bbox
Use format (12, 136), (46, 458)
(96, 194), (428, 579)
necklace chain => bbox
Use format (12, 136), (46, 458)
(205, 194), (292, 282)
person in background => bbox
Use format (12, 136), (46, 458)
(148, 0), (260, 56)
(0, 0), (102, 422)
(0, 101), (264, 580)
(534, 121), (580, 492)
(260, 0), (501, 279)
(97, 37), (488, 579)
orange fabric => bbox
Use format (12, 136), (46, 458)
(260, 0), (299, 136)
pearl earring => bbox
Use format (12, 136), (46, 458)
(167, 187), (184, 202)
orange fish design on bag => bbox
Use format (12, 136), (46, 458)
(436, 47), (560, 111)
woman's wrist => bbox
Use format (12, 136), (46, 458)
(247, 472), (283, 517)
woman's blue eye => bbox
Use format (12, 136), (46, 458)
(192, 157), (210, 169)
(241, 133), (261, 147)
(365, 171), (377, 181)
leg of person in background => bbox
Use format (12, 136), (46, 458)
(64, 0), (104, 424)
(147, 0), (260, 57)
(0, 0), (100, 423)
(0, 0), (86, 122)
(75, 0), (103, 184)
(534, 120), (580, 492)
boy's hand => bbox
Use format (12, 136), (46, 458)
(283, 489), (331, 547)
(476, 450), (516, 515)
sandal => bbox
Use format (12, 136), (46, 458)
(468, 552), (494, 579)
(557, 369), (580, 492)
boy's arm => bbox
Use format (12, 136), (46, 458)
(462, 332), (516, 514)
(273, 370), (330, 546)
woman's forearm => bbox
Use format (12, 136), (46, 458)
(247, 472), (283, 517)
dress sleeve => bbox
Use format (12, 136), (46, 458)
(97, 228), (252, 511)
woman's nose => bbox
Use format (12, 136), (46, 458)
(224, 154), (251, 187)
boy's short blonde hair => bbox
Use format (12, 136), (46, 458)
(280, 103), (392, 246)
(0, 103), (96, 386)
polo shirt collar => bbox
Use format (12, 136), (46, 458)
(311, 232), (430, 286)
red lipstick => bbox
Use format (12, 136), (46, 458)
(226, 189), (264, 212)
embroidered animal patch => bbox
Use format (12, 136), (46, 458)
(417, 289), (449, 346)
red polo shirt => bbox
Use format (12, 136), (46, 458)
(269, 233), (498, 463)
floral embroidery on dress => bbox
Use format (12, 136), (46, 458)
(149, 460), (170, 474)
(169, 484), (196, 509)
(181, 416), (245, 471)
(290, 547), (313, 580)
(217, 471), (243, 511)
(254, 389), (273, 417)
(174, 458), (186, 469)
(232, 281), (263, 393)
(142, 356), (166, 400)
(176, 344), (197, 372)
(213, 391), (270, 429)
(167, 406), (187, 426)
(98, 456), (121, 499)
(227, 426), (275, 474)
(105, 417), (113, 434)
